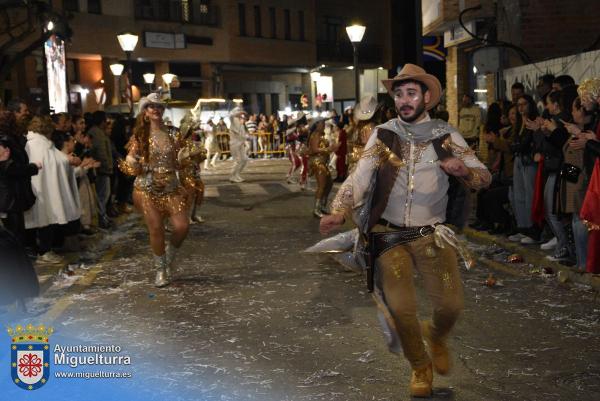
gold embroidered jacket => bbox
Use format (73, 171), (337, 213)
(331, 115), (491, 227)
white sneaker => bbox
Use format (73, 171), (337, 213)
(229, 175), (244, 183)
(508, 233), (525, 242)
(521, 236), (540, 245)
(36, 251), (65, 265)
(540, 237), (557, 250)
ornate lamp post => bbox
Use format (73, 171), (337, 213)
(143, 73), (155, 93)
(346, 24), (366, 102)
(162, 73), (176, 99)
(109, 63), (124, 106)
(117, 32), (139, 117)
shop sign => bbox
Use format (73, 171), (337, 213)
(443, 21), (476, 48)
(144, 32), (186, 49)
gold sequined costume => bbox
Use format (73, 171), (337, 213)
(120, 126), (205, 216)
(308, 130), (333, 217)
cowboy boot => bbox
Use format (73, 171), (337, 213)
(189, 200), (204, 224)
(410, 362), (433, 398)
(320, 198), (330, 215)
(165, 243), (180, 278)
(153, 253), (169, 287)
(313, 199), (323, 218)
(421, 321), (450, 375)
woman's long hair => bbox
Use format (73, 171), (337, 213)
(518, 94), (539, 119)
(131, 113), (150, 161)
(484, 102), (503, 135)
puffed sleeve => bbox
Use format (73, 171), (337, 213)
(118, 138), (143, 176)
(445, 131), (492, 190)
(330, 129), (392, 217)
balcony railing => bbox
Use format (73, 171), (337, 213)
(316, 41), (382, 64)
(134, 0), (220, 27)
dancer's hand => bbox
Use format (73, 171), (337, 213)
(440, 157), (469, 177)
(320, 214), (344, 235)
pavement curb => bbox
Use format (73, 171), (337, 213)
(463, 227), (600, 292)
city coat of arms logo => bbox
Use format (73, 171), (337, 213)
(7, 324), (53, 390)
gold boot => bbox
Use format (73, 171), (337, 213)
(421, 321), (450, 375)
(410, 362), (433, 398)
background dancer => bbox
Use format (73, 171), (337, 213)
(179, 110), (205, 224)
(228, 107), (249, 183)
(285, 115), (302, 184)
(203, 119), (219, 169)
(308, 117), (334, 217)
(120, 93), (199, 287)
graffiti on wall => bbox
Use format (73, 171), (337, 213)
(503, 49), (600, 99)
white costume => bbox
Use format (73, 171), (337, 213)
(228, 108), (249, 182)
(24, 131), (81, 229)
(203, 122), (219, 169)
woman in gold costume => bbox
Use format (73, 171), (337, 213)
(120, 93), (202, 287)
(347, 96), (385, 172)
(308, 117), (335, 217)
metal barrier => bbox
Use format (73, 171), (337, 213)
(214, 131), (286, 158)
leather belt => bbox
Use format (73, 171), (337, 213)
(377, 218), (404, 230)
(369, 225), (436, 259)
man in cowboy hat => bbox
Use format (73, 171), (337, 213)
(228, 106), (249, 182)
(320, 64), (491, 397)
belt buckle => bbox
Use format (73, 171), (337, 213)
(419, 226), (428, 237)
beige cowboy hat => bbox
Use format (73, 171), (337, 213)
(229, 106), (247, 117)
(290, 111), (307, 126)
(381, 63), (442, 110)
(138, 92), (166, 112)
(353, 95), (381, 121)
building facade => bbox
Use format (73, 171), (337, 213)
(2, 0), (394, 115)
(422, 0), (600, 125)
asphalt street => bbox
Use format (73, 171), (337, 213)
(11, 159), (600, 401)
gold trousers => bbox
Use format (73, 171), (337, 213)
(373, 225), (464, 369)
(311, 161), (332, 200)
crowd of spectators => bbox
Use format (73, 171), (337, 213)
(463, 75), (600, 273)
(0, 100), (136, 271)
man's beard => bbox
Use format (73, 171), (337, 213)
(397, 101), (426, 123)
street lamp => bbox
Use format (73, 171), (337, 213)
(109, 63), (124, 106)
(346, 24), (366, 102)
(116, 32), (139, 117)
(162, 73), (176, 99)
(143, 73), (155, 92)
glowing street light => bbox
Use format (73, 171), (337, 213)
(117, 33), (139, 52)
(162, 73), (177, 99)
(110, 63), (124, 76)
(345, 25), (366, 43)
(116, 32), (139, 116)
(143, 73), (155, 92)
(109, 63), (124, 106)
(346, 24), (366, 102)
